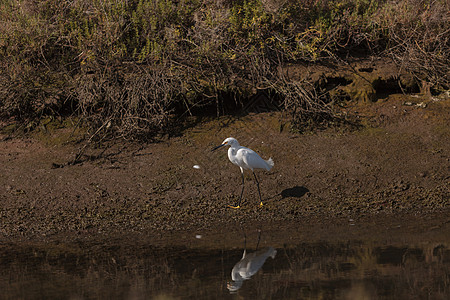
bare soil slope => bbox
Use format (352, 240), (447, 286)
(0, 92), (449, 245)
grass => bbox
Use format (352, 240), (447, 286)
(0, 0), (448, 140)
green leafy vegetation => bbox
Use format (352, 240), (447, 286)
(0, 0), (448, 139)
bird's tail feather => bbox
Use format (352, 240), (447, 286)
(265, 158), (274, 171)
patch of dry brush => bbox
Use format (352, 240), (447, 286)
(0, 0), (448, 139)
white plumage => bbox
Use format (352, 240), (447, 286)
(212, 137), (274, 208)
(225, 138), (274, 172)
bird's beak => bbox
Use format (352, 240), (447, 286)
(211, 143), (225, 152)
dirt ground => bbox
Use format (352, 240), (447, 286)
(0, 79), (449, 247)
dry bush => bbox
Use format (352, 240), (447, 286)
(74, 63), (183, 140)
(275, 80), (339, 131)
(0, 0), (448, 140)
(379, 0), (450, 91)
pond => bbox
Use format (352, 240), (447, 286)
(1, 229), (449, 300)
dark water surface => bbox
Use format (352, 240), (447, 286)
(1, 231), (449, 300)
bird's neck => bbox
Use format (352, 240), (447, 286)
(228, 147), (237, 157)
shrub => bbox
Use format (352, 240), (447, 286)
(0, 0), (448, 138)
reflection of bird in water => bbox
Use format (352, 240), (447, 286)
(227, 231), (277, 293)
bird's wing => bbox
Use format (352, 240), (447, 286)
(239, 148), (268, 171)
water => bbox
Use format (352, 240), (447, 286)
(1, 236), (449, 299)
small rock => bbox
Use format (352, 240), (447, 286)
(417, 102), (427, 108)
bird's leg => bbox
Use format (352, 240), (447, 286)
(228, 170), (244, 209)
(244, 231), (247, 252)
(242, 232), (247, 259)
(256, 229), (261, 251)
(253, 171), (263, 207)
(238, 171), (245, 206)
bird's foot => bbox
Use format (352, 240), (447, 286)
(227, 204), (240, 209)
(259, 202), (264, 207)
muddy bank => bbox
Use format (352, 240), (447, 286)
(0, 91), (449, 244)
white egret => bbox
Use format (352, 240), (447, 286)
(212, 137), (274, 208)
